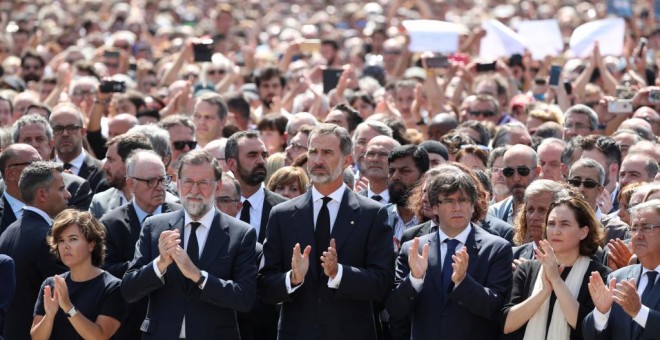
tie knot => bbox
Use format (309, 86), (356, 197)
(242, 200), (252, 208)
(63, 163), (72, 170)
(371, 195), (382, 202)
(445, 238), (459, 249)
(190, 222), (201, 232)
(648, 271), (658, 282)
(321, 197), (332, 205)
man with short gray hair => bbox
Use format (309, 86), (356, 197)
(563, 104), (598, 141)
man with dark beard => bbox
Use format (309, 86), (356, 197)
(225, 131), (287, 244)
(254, 67), (286, 118)
(386, 145), (429, 243)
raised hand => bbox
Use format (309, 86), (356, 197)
(53, 275), (73, 312)
(321, 239), (339, 279)
(612, 279), (642, 318)
(588, 271), (615, 314)
(291, 243), (311, 286)
(157, 229), (180, 272)
(408, 237), (429, 279)
(607, 239), (633, 270)
(171, 246), (201, 281)
(535, 240), (563, 284)
(451, 247), (469, 285)
(42, 285), (59, 316)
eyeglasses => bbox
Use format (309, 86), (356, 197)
(182, 73), (199, 79)
(206, 69), (226, 76)
(72, 89), (97, 97)
(437, 198), (472, 207)
(563, 122), (589, 130)
(52, 125), (82, 135)
(502, 166), (532, 177)
(130, 175), (171, 188)
(630, 223), (659, 234)
(216, 196), (239, 204)
(173, 141), (197, 151)
(180, 178), (216, 190)
(287, 142), (307, 152)
(469, 111), (496, 117)
(490, 167), (503, 174)
(7, 160), (35, 168)
(568, 178), (600, 189)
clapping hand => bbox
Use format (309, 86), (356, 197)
(291, 243), (311, 286)
(53, 275), (73, 312)
(612, 279), (642, 318)
(42, 285), (59, 316)
(451, 247), (469, 285)
(535, 240), (564, 284)
(588, 271), (615, 314)
(321, 239), (339, 279)
(408, 237), (429, 279)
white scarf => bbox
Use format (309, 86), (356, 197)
(522, 256), (590, 340)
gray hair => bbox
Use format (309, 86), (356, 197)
(127, 125), (172, 160)
(487, 146), (509, 169)
(285, 112), (318, 137)
(352, 121), (393, 146)
(222, 173), (242, 199)
(342, 167), (355, 188)
(538, 137), (566, 152)
(19, 161), (62, 204)
(524, 179), (568, 201)
(565, 104), (599, 131)
(0, 126), (12, 150)
(309, 124), (352, 156)
(12, 114), (53, 142)
(630, 198), (660, 218)
(177, 150), (222, 181)
(125, 149), (163, 177)
(570, 158), (605, 185)
(158, 114), (196, 135)
(623, 153), (659, 181)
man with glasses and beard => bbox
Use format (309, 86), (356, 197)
(226, 131), (287, 244)
(489, 144), (541, 224)
(121, 150), (257, 340)
(387, 145), (429, 244)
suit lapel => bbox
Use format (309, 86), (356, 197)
(293, 192), (317, 278)
(427, 232), (443, 297)
(200, 210), (229, 269)
(78, 155), (89, 178)
(465, 224), (483, 274)
(260, 189), (273, 243)
(332, 189), (360, 253)
(126, 204), (142, 243)
(166, 211), (188, 288)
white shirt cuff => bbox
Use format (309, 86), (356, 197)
(198, 270), (208, 289)
(409, 273), (425, 292)
(633, 305), (650, 328)
(593, 307), (611, 331)
(152, 260), (166, 282)
(285, 270), (303, 294)
(327, 265), (343, 289)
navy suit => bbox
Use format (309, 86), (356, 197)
(0, 210), (67, 340)
(77, 153), (106, 193)
(258, 189), (287, 244)
(121, 209), (257, 340)
(582, 264), (660, 340)
(0, 196), (16, 237)
(0, 254), (14, 340)
(258, 189), (394, 340)
(386, 224), (513, 340)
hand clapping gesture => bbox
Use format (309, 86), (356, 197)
(408, 237), (429, 280)
(534, 240), (565, 285)
(587, 271), (615, 314)
(291, 243), (311, 286)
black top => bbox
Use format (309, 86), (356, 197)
(34, 271), (126, 340)
(501, 259), (611, 340)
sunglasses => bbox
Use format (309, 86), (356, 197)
(568, 178), (600, 189)
(173, 141), (197, 151)
(469, 110), (496, 117)
(502, 166), (532, 177)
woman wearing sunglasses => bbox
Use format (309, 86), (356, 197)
(503, 196), (610, 339)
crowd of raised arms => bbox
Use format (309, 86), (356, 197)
(0, 0), (658, 339)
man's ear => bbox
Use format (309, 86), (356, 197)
(226, 158), (237, 173)
(343, 153), (353, 170)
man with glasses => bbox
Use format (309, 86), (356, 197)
(100, 150), (182, 339)
(159, 114), (197, 174)
(619, 153), (659, 189)
(580, 135), (623, 213)
(568, 158), (629, 243)
(285, 125), (313, 166)
(563, 104), (598, 141)
(122, 150), (257, 340)
(489, 144), (540, 224)
(0, 144), (40, 235)
(214, 174), (242, 216)
(584, 199), (660, 340)
(49, 103), (106, 192)
(466, 94), (503, 126)
(358, 136), (401, 205)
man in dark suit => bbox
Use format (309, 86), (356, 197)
(583, 199), (660, 340)
(0, 161), (71, 340)
(49, 103), (105, 192)
(356, 136), (400, 205)
(386, 169), (513, 339)
(0, 254), (14, 340)
(225, 131), (287, 244)
(259, 124), (394, 339)
(12, 113), (93, 211)
(0, 144), (40, 236)
(121, 150), (256, 340)
(101, 150), (182, 339)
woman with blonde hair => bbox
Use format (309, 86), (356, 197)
(266, 166), (310, 199)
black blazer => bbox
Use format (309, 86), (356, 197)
(0, 254), (15, 340)
(400, 220), (435, 246)
(121, 209), (257, 340)
(78, 153), (106, 194)
(387, 224), (513, 340)
(482, 216), (514, 244)
(258, 189), (287, 243)
(0, 210), (68, 340)
(512, 242), (535, 260)
(258, 189), (394, 340)
(0, 196), (17, 237)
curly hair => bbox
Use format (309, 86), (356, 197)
(48, 209), (106, 267)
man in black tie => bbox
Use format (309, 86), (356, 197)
(259, 124), (394, 339)
(0, 144), (40, 236)
(121, 150), (257, 340)
(101, 150), (182, 339)
(225, 131), (287, 243)
(583, 198), (660, 340)
(357, 136), (400, 205)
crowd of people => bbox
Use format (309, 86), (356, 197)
(0, 0), (658, 339)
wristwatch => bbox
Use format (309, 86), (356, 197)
(195, 272), (207, 288)
(65, 306), (78, 318)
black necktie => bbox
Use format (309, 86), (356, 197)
(240, 200), (251, 224)
(63, 163), (72, 170)
(187, 222), (201, 266)
(371, 195), (382, 202)
(641, 271), (658, 304)
(441, 239), (460, 298)
(315, 197), (332, 271)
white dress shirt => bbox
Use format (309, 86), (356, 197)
(4, 192), (25, 219)
(236, 187), (265, 237)
(55, 150), (86, 176)
(366, 186), (389, 205)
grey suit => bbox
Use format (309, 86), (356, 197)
(583, 264), (660, 340)
(89, 187), (179, 219)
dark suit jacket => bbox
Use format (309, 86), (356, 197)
(601, 214), (630, 244)
(258, 189), (394, 340)
(400, 220), (435, 246)
(583, 264), (660, 340)
(258, 189), (287, 244)
(0, 196), (17, 237)
(512, 242), (535, 260)
(386, 224), (513, 340)
(0, 254), (15, 340)
(482, 216), (514, 244)
(0, 210), (68, 340)
(77, 153), (106, 194)
(61, 172), (93, 211)
(121, 209), (257, 340)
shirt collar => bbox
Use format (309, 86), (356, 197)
(4, 192), (25, 215)
(132, 199), (162, 223)
(367, 186), (389, 201)
(23, 206), (53, 226)
(641, 265), (660, 275)
(596, 207), (603, 220)
(312, 183), (347, 204)
(242, 187), (265, 208)
(437, 223), (472, 245)
(55, 150), (86, 169)
(184, 206), (216, 228)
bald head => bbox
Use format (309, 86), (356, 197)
(619, 118), (654, 141)
(428, 113), (458, 141)
(109, 113), (139, 139)
(203, 138), (228, 171)
(364, 136), (400, 182)
(503, 144), (540, 203)
(0, 143), (41, 188)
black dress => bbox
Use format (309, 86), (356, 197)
(34, 271), (126, 340)
(501, 259), (611, 340)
